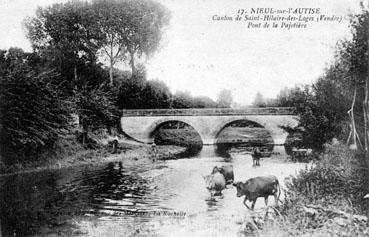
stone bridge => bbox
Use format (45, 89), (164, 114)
(121, 107), (299, 145)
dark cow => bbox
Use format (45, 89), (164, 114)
(112, 139), (118, 154)
(252, 147), (262, 166)
(204, 172), (226, 195)
(233, 175), (280, 210)
(211, 165), (234, 184)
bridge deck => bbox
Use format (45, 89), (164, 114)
(122, 107), (296, 117)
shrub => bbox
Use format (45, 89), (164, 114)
(73, 84), (119, 145)
(285, 142), (367, 210)
(271, 142), (369, 236)
(0, 69), (71, 163)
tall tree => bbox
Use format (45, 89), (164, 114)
(92, 0), (170, 85)
(253, 91), (265, 107)
(24, 1), (104, 90)
(92, 0), (127, 86)
(333, 4), (369, 154)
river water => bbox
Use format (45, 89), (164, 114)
(0, 145), (305, 237)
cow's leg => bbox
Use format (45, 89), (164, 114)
(243, 197), (251, 210)
(251, 199), (257, 210)
(274, 193), (279, 206)
(264, 196), (269, 206)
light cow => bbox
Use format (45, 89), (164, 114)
(204, 168), (227, 195)
(211, 165), (234, 184)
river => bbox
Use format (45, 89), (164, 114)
(0, 145), (305, 236)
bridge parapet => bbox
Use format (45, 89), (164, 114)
(122, 107), (296, 117)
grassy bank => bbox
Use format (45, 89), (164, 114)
(240, 142), (369, 236)
(0, 134), (185, 176)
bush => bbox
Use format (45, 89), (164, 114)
(73, 84), (119, 145)
(0, 69), (71, 164)
(271, 142), (369, 236)
(284, 142), (367, 211)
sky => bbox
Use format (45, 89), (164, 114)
(0, 0), (364, 105)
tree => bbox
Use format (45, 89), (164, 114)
(142, 79), (171, 109)
(275, 84), (341, 150)
(92, 0), (127, 86)
(342, 5), (369, 154)
(192, 96), (217, 108)
(92, 0), (170, 84)
(253, 92), (266, 107)
(115, 0), (170, 74)
(172, 91), (194, 108)
(116, 67), (147, 109)
(24, 1), (104, 91)
(216, 89), (233, 108)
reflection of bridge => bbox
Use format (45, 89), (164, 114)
(121, 108), (298, 145)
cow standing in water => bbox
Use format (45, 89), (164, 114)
(203, 172), (226, 196)
(233, 175), (281, 210)
(252, 147), (262, 166)
(112, 139), (118, 154)
(211, 165), (234, 184)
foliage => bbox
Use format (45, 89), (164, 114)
(284, 143), (368, 213)
(143, 80), (171, 109)
(116, 67), (148, 109)
(192, 96), (218, 108)
(262, 142), (369, 236)
(275, 77), (353, 151)
(115, 67), (218, 109)
(274, 7), (369, 151)
(172, 91), (219, 108)
(0, 1), (171, 163)
(92, 0), (170, 79)
(252, 91), (266, 107)
(73, 84), (119, 143)
(0, 52), (71, 163)
(171, 91), (194, 109)
(24, 1), (105, 92)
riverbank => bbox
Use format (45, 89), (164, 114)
(0, 136), (186, 177)
(239, 142), (369, 236)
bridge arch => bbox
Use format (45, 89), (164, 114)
(214, 119), (274, 145)
(145, 118), (205, 144)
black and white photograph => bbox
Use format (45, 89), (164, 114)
(0, 0), (369, 236)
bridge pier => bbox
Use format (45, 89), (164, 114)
(272, 145), (287, 158)
(201, 137), (215, 145)
(270, 133), (288, 146)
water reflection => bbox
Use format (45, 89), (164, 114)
(0, 161), (157, 236)
(0, 171), (80, 236)
(216, 142), (274, 156)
